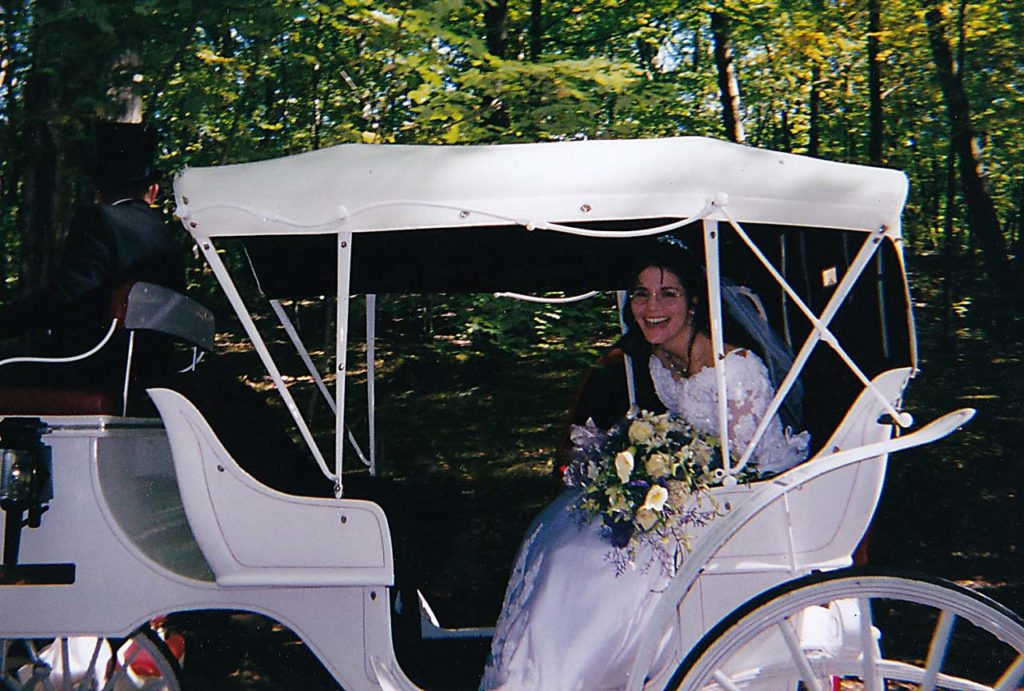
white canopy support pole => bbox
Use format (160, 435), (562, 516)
(268, 299), (373, 471)
(702, 219), (733, 478)
(731, 227), (901, 473)
(366, 293), (377, 476)
(615, 290), (638, 416)
(270, 299), (337, 414)
(335, 231), (355, 496)
(196, 237), (335, 483)
(876, 252), (891, 359)
(722, 209), (914, 427)
(892, 228), (919, 371)
(121, 331), (136, 417)
(779, 234), (793, 349)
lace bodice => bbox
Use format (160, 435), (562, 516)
(649, 349), (808, 475)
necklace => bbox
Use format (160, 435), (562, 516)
(658, 329), (697, 379)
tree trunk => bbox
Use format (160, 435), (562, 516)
(483, 0), (511, 131)
(710, 11), (744, 144)
(485, 0), (510, 58)
(109, 50), (143, 124)
(806, 0), (822, 158)
(529, 0), (543, 61)
(867, 0), (883, 164)
(924, 4), (1016, 290)
(808, 62), (820, 157)
(17, 0), (70, 295)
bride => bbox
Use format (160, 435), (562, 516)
(480, 240), (809, 690)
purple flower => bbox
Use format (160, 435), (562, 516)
(604, 515), (635, 549)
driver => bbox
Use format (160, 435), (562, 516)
(0, 121), (185, 399)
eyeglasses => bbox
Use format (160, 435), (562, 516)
(629, 287), (684, 304)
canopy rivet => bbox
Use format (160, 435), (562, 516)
(580, 203), (592, 213)
(460, 210), (470, 218)
(340, 240), (348, 249)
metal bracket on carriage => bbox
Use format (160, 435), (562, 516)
(0, 562), (76, 586)
(0, 417), (76, 584)
(876, 412), (907, 426)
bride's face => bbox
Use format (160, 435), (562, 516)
(630, 266), (694, 349)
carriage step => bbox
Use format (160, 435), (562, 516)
(417, 590), (495, 640)
(0, 563), (75, 585)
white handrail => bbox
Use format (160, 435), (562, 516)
(493, 290), (600, 304)
(0, 319), (119, 369)
(176, 197), (716, 237)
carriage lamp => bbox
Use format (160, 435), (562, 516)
(0, 417), (53, 566)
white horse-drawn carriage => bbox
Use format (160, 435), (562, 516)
(1, 137), (1021, 690)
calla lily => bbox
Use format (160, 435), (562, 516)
(640, 484), (669, 513)
(614, 450), (634, 483)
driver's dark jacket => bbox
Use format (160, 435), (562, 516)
(0, 199), (184, 392)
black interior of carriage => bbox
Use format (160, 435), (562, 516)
(241, 220), (913, 456)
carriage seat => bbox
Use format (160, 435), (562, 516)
(147, 387), (394, 588)
(704, 366), (914, 573)
(0, 282), (214, 417)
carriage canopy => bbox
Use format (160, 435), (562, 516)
(172, 137), (914, 494)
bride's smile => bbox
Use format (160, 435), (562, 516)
(630, 266), (695, 353)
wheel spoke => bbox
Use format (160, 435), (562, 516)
(1, 640), (9, 683)
(778, 617), (823, 691)
(712, 669), (744, 691)
(59, 639), (70, 691)
(921, 609), (956, 691)
(857, 596), (881, 691)
(671, 573), (1024, 691)
(99, 663), (130, 691)
(83, 640), (104, 689)
(100, 641), (142, 691)
(993, 654), (1024, 691)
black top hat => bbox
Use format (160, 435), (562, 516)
(87, 122), (162, 189)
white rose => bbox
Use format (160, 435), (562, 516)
(636, 507), (659, 531)
(628, 420), (655, 444)
(645, 452), (673, 479)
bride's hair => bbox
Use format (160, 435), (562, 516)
(618, 236), (709, 359)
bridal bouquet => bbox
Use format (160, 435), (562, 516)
(565, 411), (750, 575)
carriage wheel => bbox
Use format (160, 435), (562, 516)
(668, 569), (1024, 691)
(0, 625), (182, 691)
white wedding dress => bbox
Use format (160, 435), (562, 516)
(480, 350), (809, 690)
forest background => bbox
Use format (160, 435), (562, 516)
(1, 0), (1022, 687)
